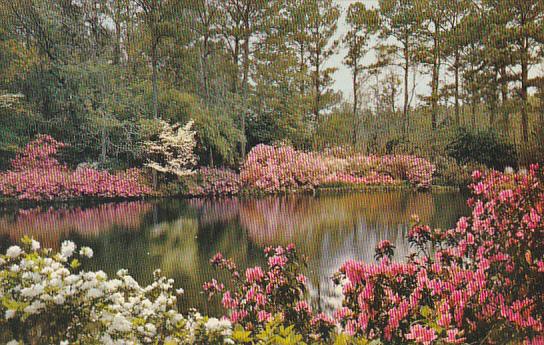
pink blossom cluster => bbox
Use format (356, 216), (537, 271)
(240, 145), (435, 192)
(379, 154), (436, 189)
(188, 167), (241, 196)
(334, 165), (544, 344)
(0, 135), (151, 201)
(321, 171), (397, 186)
(240, 144), (328, 193)
(204, 244), (336, 341)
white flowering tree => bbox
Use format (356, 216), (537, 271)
(144, 120), (197, 177)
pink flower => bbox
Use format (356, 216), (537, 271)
(405, 324), (437, 345)
(245, 266), (265, 283)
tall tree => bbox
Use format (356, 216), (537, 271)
(306, 0), (340, 124)
(483, 0), (544, 142)
(343, 1), (379, 144)
(135, 0), (172, 119)
(377, 0), (425, 133)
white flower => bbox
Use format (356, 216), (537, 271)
(86, 288), (104, 299)
(145, 323), (157, 335)
(6, 245), (22, 258)
(5, 309), (16, 320)
(60, 341), (69, 345)
(10, 264), (20, 272)
(21, 284), (45, 298)
(176, 288), (184, 295)
(60, 241), (76, 258)
(31, 239), (40, 251)
(79, 247), (93, 258)
(110, 314), (132, 333)
(53, 295), (66, 305)
(6, 340), (20, 345)
(24, 301), (45, 315)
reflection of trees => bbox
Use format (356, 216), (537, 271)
(0, 192), (468, 316)
(239, 192), (438, 248)
(0, 202), (152, 249)
(234, 192), (467, 313)
(147, 213), (264, 315)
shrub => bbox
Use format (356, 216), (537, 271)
(204, 245), (336, 342)
(0, 135), (151, 201)
(432, 156), (487, 188)
(240, 144), (328, 193)
(241, 144), (435, 191)
(447, 128), (517, 170)
(334, 165), (544, 344)
(379, 155), (436, 189)
(188, 167), (241, 196)
(0, 237), (227, 344)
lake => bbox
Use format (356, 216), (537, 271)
(0, 191), (468, 315)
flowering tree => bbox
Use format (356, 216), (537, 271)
(144, 120), (197, 177)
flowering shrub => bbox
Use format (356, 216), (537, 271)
(144, 120), (197, 177)
(241, 144), (328, 193)
(204, 244), (337, 342)
(0, 238), (354, 344)
(334, 165), (544, 344)
(0, 237), (212, 344)
(188, 167), (241, 196)
(379, 155), (436, 189)
(240, 144), (435, 192)
(0, 135), (151, 201)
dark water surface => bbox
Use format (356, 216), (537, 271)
(0, 191), (468, 315)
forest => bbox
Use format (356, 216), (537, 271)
(0, 0), (543, 184)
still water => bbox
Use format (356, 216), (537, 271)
(0, 191), (468, 315)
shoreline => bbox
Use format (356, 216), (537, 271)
(0, 184), (460, 209)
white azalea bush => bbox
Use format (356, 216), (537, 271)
(0, 237), (234, 344)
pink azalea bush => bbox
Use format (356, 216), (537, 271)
(240, 145), (435, 193)
(0, 135), (151, 201)
(188, 167), (241, 196)
(240, 145), (328, 193)
(334, 165), (544, 344)
(204, 166), (544, 344)
(204, 244), (336, 342)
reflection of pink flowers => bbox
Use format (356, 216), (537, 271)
(0, 135), (151, 201)
(0, 202), (151, 249)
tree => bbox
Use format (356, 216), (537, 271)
(483, 0), (544, 142)
(144, 120), (197, 177)
(343, 2), (379, 143)
(135, 0), (174, 119)
(377, 0), (425, 133)
(306, 0), (340, 124)
(419, 0), (449, 130)
(441, 0), (471, 126)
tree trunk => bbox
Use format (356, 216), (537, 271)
(241, 31), (250, 159)
(151, 42), (158, 119)
(431, 23), (440, 130)
(314, 51), (321, 124)
(454, 50), (460, 126)
(352, 64), (358, 145)
(520, 41), (529, 142)
(114, 0), (122, 65)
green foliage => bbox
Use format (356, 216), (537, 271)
(447, 127), (517, 170)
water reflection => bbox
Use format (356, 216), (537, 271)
(0, 191), (468, 315)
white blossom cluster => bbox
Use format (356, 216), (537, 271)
(144, 120), (198, 177)
(0, 237), (233, 344)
